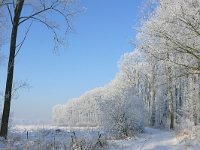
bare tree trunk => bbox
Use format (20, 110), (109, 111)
(0, 0), (24, 139)
(169, 86), (174, 129)
(165, 53), (174, 129)
(198, 74), (200, 123)
(192, 76), (198, 126)
(150, 65), (156, 126)
(168, 66), (174, 129)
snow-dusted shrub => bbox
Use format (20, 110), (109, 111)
(175, 125), (200, 149)
(101, 96), (145, 138)
(70, 131), (108, 150)
(99, 75), (146, 139)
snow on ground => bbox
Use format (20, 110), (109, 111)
(108, 127), (199, 150)
(0, 125), (106, 149)
(0, 125), (199, 149)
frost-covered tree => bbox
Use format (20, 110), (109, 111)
(99, 75), (145, 138)
(139, 0), (200, 75)
(137, 0), (200, 129)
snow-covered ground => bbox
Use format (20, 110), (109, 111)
(108, 127), (200, 150)
(0, 125), (106, 149)
(0, 126), (199, 149)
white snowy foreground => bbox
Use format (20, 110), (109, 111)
(0, 126), (199, 149)
(108, 127), (199, 150)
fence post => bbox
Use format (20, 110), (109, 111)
(27, 131), (29, 140)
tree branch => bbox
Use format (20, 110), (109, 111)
(6, 4), (13, 24)
(15, 21), (33, 58)
(19, 2), (58, 25)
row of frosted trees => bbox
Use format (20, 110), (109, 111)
(53, 93), (102, 127)
(53, 0), (200, 135)
(53, 66), (146, 137)
(53, 88), (106, 127)
(137, 0), (200, 129)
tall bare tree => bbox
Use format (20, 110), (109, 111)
(0, 0), (78, 138)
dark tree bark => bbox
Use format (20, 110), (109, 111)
(168, 66), (174, 129)
(0, 0), (24, 139)
(150, 65), (156, 126)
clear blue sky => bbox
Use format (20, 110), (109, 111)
(0, 0), (145, 122)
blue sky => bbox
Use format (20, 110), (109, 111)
(0, 0), (145, 122)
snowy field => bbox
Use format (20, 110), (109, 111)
(0, 125), (199, 150)
(0, 125), (107, 150)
